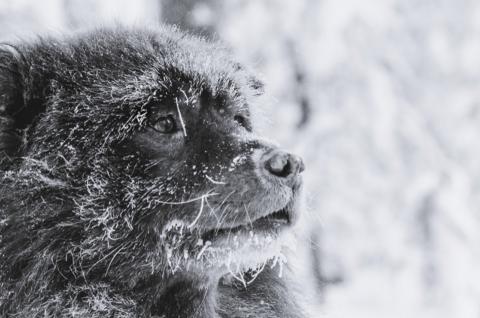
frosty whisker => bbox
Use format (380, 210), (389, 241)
(205, 196), (220, 222)
(227, 211), (240, 242)
(154, 191), (218, 206)
(187, 194), (206, 228)
(227, 258), (247, 288)
(243, 204), (253, 228)
(216, 204), (231, 230)
(206, 175), (226, 185)
(247, 260), (268, 285)
(179, 88), (189, 104)
(215, 190), (236, 228)
(175, 97), (187, 137)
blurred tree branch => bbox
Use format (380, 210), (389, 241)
(160, 0), (222, 37)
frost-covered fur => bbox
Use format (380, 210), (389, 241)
(0, 26), (305, 317)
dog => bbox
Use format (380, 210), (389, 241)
(0, 26), (306, 317)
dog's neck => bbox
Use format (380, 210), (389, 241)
(150, 265), (305, 318)
(151, 271), (220, 318)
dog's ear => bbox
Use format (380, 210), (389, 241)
(0, 44), (29, 161)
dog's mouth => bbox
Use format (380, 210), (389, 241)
(201, 203), (293, 243)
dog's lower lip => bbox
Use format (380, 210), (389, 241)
(201, 206), (292, 242)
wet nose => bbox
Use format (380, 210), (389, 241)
(264, 150), (305, 178)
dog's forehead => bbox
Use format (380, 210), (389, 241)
(87, 33), (244, 98)
(125, 63), (249, 116)
(153, 30), (260, 97)
(38, 28), (263, 132)
(150, 49), (244, 99)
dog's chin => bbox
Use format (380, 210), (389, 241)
(193, 200), (299, 274)
(162, 196), (301, 276)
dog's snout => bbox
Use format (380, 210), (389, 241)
(264, 150), (305, 178)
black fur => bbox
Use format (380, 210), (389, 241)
(0, 26), (305, 317)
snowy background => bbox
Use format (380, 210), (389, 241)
(1, 0), (479, 317)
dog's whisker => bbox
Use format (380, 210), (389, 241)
(243, 203), (253, 228)
(187, 194), (207, 228)
(205, 195), (220, 222)
(175, 97), (187, 137)
(205, 175), (226, 185)
(154, 191), (218, 206)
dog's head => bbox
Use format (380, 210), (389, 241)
(0, 26), (304, 281)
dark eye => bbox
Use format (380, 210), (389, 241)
(151, 115), (177, 133)
(234, 115), (248, 129)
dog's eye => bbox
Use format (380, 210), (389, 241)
(151, 115), (177, 133)
(234, 115), (248, 129)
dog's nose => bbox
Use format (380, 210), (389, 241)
(264, 150), (305, 178)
